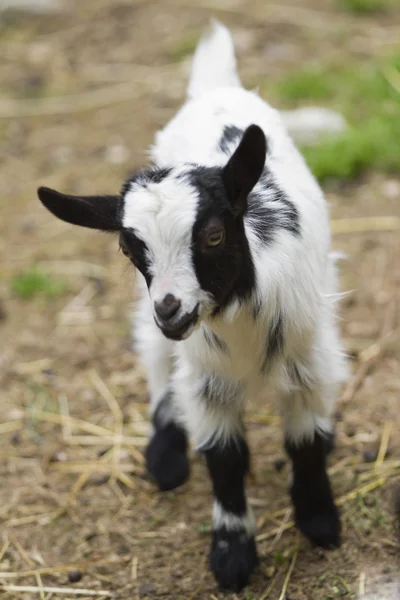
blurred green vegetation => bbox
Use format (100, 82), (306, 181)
(168, 31), (199, 62)
(338, 0), (395, 14)
(12, 268), (67, 299)
(267, 56), (400, 181)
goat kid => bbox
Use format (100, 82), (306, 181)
(38, 22), (348, 592)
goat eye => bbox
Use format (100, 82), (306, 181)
(120, 245), (132, 259)
(206, 229), (225, 247)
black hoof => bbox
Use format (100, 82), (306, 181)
(294, 494), (341, 548)
(145, 423), (189, 491)
(209, 528), (258, 592)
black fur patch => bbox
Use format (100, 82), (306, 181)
(210, 527), (258, 592)
(261, 171), (300, 235)
(285, 431), (341, 548)
(203, 328), (229, 354)
(119, 229), (152, 287)
(189, 165), (256, 314)
(246, 196), (282, 245)
(247, 172), (300, 242)
(218, 125), (243, 155)
(261, 312), (284, 373)
(204, 436), (249, 516)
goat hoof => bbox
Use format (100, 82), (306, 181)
(145, 423), (189, 491)
(209, 528), (258, 592)
(296, 502), (341, 549)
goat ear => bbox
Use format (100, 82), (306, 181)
(222, 124), (267, 216)
(37, 187), (122, 232)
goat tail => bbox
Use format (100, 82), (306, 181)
(187, 20), (241, 100)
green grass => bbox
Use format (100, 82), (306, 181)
(337, 0), (394, 14)
(303, 114), (400, 181)
(168, 32), (199, 62)
(197, 521), (212, 534)
(276, 67), (334, 102)
(269, 56), (400, 181)
(12, 268), (67, 299)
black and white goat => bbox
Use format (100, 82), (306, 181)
(38, 22), (348, 592)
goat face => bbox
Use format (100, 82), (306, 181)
(38, 125), (266, 341)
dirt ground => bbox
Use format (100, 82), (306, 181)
(0, 1), (399, 599)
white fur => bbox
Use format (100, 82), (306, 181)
(132, 22), (348, 455)
(187, 20), (241, 100)
(123, 175), (208, 322)
(213, 501), (256, 536)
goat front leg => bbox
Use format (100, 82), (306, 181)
(181, 376), (258, 592)
(281, 368), (340, 548)
(135, 297), (189, 491)
(145, 390), (189, 491)
(205, 434), (258, 592)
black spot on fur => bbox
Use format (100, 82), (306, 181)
(261, 312), (284, 373)
(285, 431), (341, 548)
(261, 171), (300, 233)
(246, 171), (300, 243)
(210, 527), (258, 592)
(246, 195), (281, 245)
(203, 328), (229, 354)
(218, 125), (244, 154)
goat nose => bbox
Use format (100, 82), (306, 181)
(154, 294), (181, 320)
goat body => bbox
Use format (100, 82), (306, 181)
(38, 22), (347, 592)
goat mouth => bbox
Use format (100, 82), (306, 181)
(158, 307), (199, 341)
